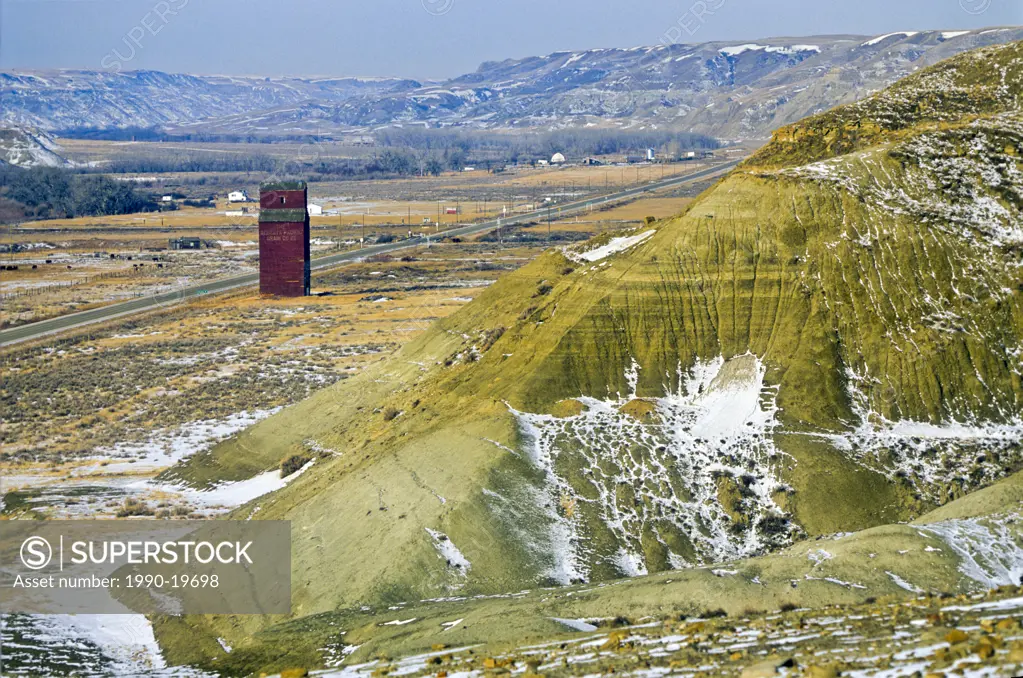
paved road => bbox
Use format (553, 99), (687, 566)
(0, 161), (737, 347)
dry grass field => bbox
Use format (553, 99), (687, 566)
(0, 238), (543, 519)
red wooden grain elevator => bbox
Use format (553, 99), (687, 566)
(259, 180), (311, 297)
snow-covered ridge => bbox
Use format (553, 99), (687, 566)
(861, 32), (919, 47)
(4, 29), (1019, 139)
(0, 127), (69, 167)
(720, 44), (820, 56)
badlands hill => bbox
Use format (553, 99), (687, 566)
(3, 28), (1022, 140)
(159, 39), (1023, 674)
(0, 128), (69, 168)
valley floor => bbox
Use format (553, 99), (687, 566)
(0, 239), (538, 518)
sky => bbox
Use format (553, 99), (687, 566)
(0, 0), (1021, 79)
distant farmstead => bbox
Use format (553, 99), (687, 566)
(551, 152), (567, 165)
(228, 190), (249, 203)
(307, 203), (323, 217)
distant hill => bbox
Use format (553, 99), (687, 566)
(0, 128), (69, 168)
(0, 71), (418, 134)
(2, 28), (1021, 141)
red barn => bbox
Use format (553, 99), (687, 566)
(259, 180), (311, 297)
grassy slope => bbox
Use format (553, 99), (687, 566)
(160, 41), (1023, 671)
(162, 468), (1023, 676)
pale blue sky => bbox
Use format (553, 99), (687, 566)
(1, 0), (1020, 78)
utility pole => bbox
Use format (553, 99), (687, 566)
(362, 212), (366, 248)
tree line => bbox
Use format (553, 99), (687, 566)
(373, 128), (720, 159)
(0, 167), (159, 221)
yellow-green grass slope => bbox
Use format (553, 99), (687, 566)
(165, 464), (1023, 675)
(160, 40), (1023, 671)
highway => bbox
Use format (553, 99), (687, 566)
(0, 160), (737, 347)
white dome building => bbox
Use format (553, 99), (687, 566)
(550, 152), (567, 165)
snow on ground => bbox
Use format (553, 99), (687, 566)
(319, 645), (481, 678)
(720, 44), (770, 56)
(511, 353), (794, 582)
(861, 31), (919, 46)
(719, 44), (820, 56)
(565, 230), (655, 263)
(157, 458), (315, 510)
(84, 408), (280, 474)
(425, 528), (472, 576)
(821, 366), (1023, 500)
(1, 613), (216, 676)
(551, 618), (600, 632)
(886, 571), (925, 593)
(921, 515), (1023, 590)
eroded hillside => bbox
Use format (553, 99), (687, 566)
(160, 40), (1023, 672)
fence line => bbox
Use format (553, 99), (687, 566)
(0, 263), (175, 301)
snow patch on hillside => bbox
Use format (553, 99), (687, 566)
(511, 353), (795, 582)
(89, 408), (280, 473)
(778, 116), (1023, 248)
(426, 528), (472, 578)
(720, 44), (820, 56)
(861, 32), (919, 47)
(0, 613), (215, 676)
(823, 367), (1023, 501)
(921, 515), (1023, 589)
(175, 459), (314, 509)
(565, 230), (655, 263)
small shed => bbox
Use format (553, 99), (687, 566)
(169, 237), (202, 250)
